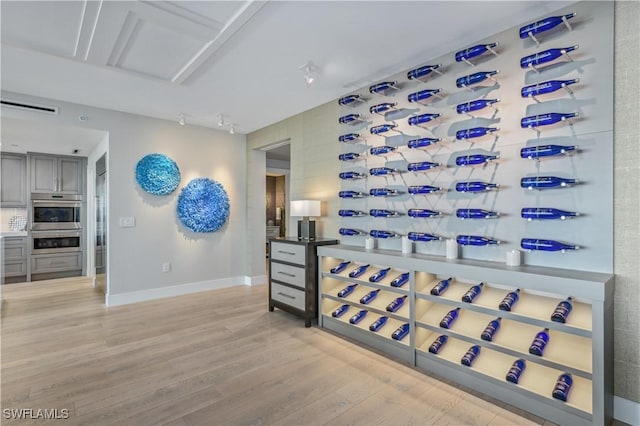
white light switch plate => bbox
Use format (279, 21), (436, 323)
(119, 217), (135, 227)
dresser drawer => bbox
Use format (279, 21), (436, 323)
(271, 282), (305, 311)
(271, 262), (306, 289)
(271, 242), (305, 265)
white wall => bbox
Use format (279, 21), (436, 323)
(1, 91), (248, 303)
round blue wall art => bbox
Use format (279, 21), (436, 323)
(135, 153), (181, 195)
(177, 178), (230, 233)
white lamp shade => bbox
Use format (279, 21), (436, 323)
(290, 200), (321, 217)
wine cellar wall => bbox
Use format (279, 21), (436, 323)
(336, 1), (614, 273)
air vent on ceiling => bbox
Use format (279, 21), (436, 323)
(0, 99), (59, 115)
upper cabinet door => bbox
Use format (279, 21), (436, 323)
(30, 154), (85, 194)
(58, 157), (83, 194)
(0, 153), (27, 207)
(30, 154), (57, 193)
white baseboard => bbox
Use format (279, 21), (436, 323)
(615, 395), (640, 425)
(106, 276), (248, 307)
(245, 275), (267, 286)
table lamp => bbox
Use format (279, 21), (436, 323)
(290, 200), (321, 240)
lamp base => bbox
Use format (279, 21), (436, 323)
(297, 220), (316, 240)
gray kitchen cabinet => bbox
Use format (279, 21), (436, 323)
(0, 153), (27, 207)
(2, 236), (27, 283)
(30, 154), (84, 194)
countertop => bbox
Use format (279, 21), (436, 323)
(0, 231), (28, 238)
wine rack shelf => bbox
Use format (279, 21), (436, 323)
(318, 244), (613, 425)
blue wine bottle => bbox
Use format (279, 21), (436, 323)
(529, 328), (550, 356)
(369, 209), (400, 218)
(521, 208), (579, 220)
(428, 335), (448, 354)
(440, 307), (461, 329)
(369, 167), (400, 176)
(506, 359), (526, 384)
(386, 295), (407, 313)
(551, 297), (573, 323)
(338, 94), (362, 106)
(407, 161), (441, 172)
(519, 13), (576, 39)
(481, 317), (502, 341)
(407, 89), (441, 103)
(455, 154), (499, 166)
(369, 146), (397, 156)
(330, 261), (351, 274)
(520, 144), (578, 159)
(521, 79), (579, 98)
(349, 309), (368, 324)
(456, 99), (500, 114)
(339, 114), (361, 125)
(407, 137), (441, 149)
(349, 264), (370, 278)
(457, 235), (500, 246)
(370, 230), (399, 239)
(430, 277), (452, 296)
(370, 188), (399, 197)
(391, 323), (410, 341)
(408, 209), (442, 218)
(521, 176), (578, 189)
(369, 316), (389, 332)
(456, 181), (499, 193)
(339, 228), (363, 236)
(462, 282), (484, 303)
(338, 152), (361, 161)
(338, 190), (366, 198)
(461, 345), (481, 366)
(521, 112), (578, 128)
(552, 373), (573, 402)
(360, 289), (381, 304)
(408, 113), (440, 126)
(339, 133), (361, 143)
(369, 81), (398, 94)
(407, 64), (441, 80)
(521, 238), (579, 252)
(499, 289), (520, 311)
(456, 209), (500, 219)
(370, 102), (397, 115)
(456, 70), (498, 88)
(520, 45), (579, 69)
(407, 232), (441, 242)
(339, 171), (366, 180)
(370, 124), (398, 135)
(455, 127), (499, 140)
(338, 210), (366, 217)
(456, 43), (498, 62)
(390, 272), (409, 288)
(337, 283), (358, 297)
(369, 267), (391, 283)
(408, 185), (441, 194)
(331, 304), (350, 318)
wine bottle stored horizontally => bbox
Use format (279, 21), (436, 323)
(338, 210), (366, 217)
(521, 78), (579, 98)
(369, 146), (397, 156)
(386, 295), (408, 313)
(455, 154), (499, 166)
(407, 161), (441, 172)
(338, 190), (366, 198)
(520, 45), (579, 69)
(339, 228), (363, 236)
(407, 232), (441, 242)
(338, 152), (361, 161)
(428, 335), (448, 354)
(348, 264), (370, 278)
(369, 316), (389, 332)
(349, 309), (368, 324)
(370, 230), (400, 239)
(529, 328), (550, 356)
(455, 181), (500, 193)
(339, 133), (361, 143)
(391, 323), (410, 341)
(370, 102), (397, 115)
(506, 359), (527, 384)
(330, 260), (351, 274)
(407, 64), (441, 81)
(521, 176), (578, 190)
(430, 277), (452, 296)
(339, 114), (362, 125)
(456, 127), (499, 140)
(390, 272), (409, 288)
(552, 373), (573, 402)
(456, 99), (500, 114)
(456, 209), (500, 219)
(339, 171), (366, 180)
(519, 13), (576, 39)
(337, 283), (358, 298)
(408, 113), (441, 126)
(499, 289), (521, 311)
(407, 89), (442, 103)
(551, 297), (573, 323)
(370, 124), (398, 135)
(338, 94), (362, 106)
(331, 304), (350, 318)
(369, 167), (401, 176)
(461, 345), (481, 366)
(456, 235), (500, 246)
(369, 188), (399, 197)
(408, 209), (443, 218)
(521, 208), (579, 220)
(462, 282), (484, 303)
(440, 307), (461, 329)
(520, 144), (578, 159)
(369, 209), (401, 218)
(481, 317), (502, 341)
(407, 137), (441, 149)
(369, 81), (398, 94)
(456, 70), (499, 88)
(360, 289), (381, 304)
(520, 112), (578, 128)
(521, 238), (579, 252)
(455, 43), (498, 63)
(369, 267), (391, 283)
(408, 185), (441, 195)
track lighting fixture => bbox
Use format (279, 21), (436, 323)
(217, 113), (224, 127)
(229, 124), (235, 135)
(300, 60), (318, 86)
(178, 113), (186, 126)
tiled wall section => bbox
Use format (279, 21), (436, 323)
(613, 0), (640, 404)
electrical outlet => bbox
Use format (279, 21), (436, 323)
(119, 217), (135, 227)
(162, 262), (171, 273)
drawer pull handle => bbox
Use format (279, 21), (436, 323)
(278, 271), (296, 277)
(277, 292), (296, 299)
(277, 250), (296, 255)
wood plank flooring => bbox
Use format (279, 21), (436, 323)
(1, 278), (564, 425)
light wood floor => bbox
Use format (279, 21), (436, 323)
(1, 278), (571, 425)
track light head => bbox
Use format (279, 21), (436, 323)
(300, 60), (317, 86)
(217, 113), (224, 127)
(178, 113), (186, 126)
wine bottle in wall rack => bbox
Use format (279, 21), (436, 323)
(370, 124), (398, 135)
(369, 81), (398, 95)
(349, 309), (368, 324)
(339, 228), (364, 236)
(369, 167), (401, 176)
(439, 307), (461, 329)
(455, 43), (498, 63)
(521, 238), (579, 252)
(369, 146), (397, 156)
(461, 345), (481, 366)
(456, 209), (500, 219)
(499, 289), (520, 311)
(370, 188), (400, 197)
(428, 335), (448, 354)
(529, 328), (550, 356)
(408, 209), (443, 218)
(331, 304), (350, 318)
(520, 176), (578, 190)
(390, 272), (409, 288)
(391, 323), (410, 341)
(430, 277), (452, 296)
(456, 235), (500, 246)
(339, 171), (366, 180)
(520, 112), (578, 129)
(370, 102), (397, 115)
(407, 232), (441, 242)
(407, 137), (441, 149)
(330, 260), (351, 274)
(455, 127), (499, 140)
(506, 359), (526, 384)
(370, 230), (400, 239)
(407, 89), (442, 104)
(339, 191), (366, 198)
(339, 114), (362, 125)
(339, 133), (362, 143)
(338, 210), (367, 217)
(521, 79), (579, 98)
(360, 289), (381, 304)
(462, 282), (484, 303)
(407, 161), (441, 172)
(519, 13), (576, 40)
(520, 144), (578, 159)
(369, 316), (389, 332)
(369, 267), (391, 283)
(481, 317), (502, 341)
(552, 373), (573, 402)
(408, 113), (441, 126)
(456, 70), (499, 88)
(349, 264), (370, 278)
(520, 45), (579, 69)
(407, 64), (442, 81)
(338, 94), (363, 106)
(456, 99), (500, 115)
(369, 209), (401, 218)
(386, 295), (407, 313)
(338, 152), (361, 161)
(551, 297), (573, 323)
(521, 208), (580, 220)
(408, 185), (441, 195)
(455, 154), (499, 166)
(455, 181), (499, 193)
(337, 283), (358, 298)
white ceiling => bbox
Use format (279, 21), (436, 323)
(1, 0), (573, 136)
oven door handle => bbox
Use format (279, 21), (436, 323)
(32, 200), (82, 208)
